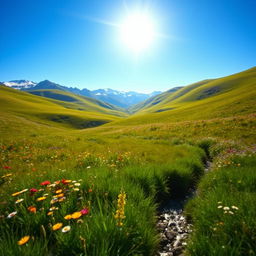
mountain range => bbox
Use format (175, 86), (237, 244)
(2, 80), (161, 108)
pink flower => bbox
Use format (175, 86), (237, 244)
(40, 181), (51, 186)
(80, 208), (89, 215)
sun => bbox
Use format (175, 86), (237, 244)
(120, 12), (156, 53)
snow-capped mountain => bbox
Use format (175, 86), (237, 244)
(2, 80), (162, 108)
(90, 88), (162, 108)
(3, 80), (36, 90)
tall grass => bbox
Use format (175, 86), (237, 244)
(185, 152), (256, 256)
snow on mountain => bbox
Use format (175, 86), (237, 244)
(3, 80), (36, 90)
(2, 80), (162, 108)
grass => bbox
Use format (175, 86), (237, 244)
(0, 137), (205, 256)
(0, 67), (256, 255)
(185, 148), (256, 256)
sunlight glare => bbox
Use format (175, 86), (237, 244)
(120, 12), (156, 53)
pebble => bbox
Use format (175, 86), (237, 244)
(156, 210), (192, 256)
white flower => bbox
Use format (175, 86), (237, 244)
(74, 183), (81, 187)
(73, 188), (79, 191)
(231, 206), (239, 210)
(229, 211), (234, 215)
(217, 201), (222, 204)
(62, 225), (71, 233)
(223, 207), (230, 211)
(7, 211), (17, 218)
(217, 205), (223, 209)
(87, 166), (91, 169)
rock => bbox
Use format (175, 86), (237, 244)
(165, 230), (176, 241)
(173, 246), (183, 256)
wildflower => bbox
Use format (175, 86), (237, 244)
(231, 206), (239, 210)
(52, 223), (63, 231)
(1, 173), (12, 178)
(229, 211), (234, 215)
(223, 207), (230, 211)
(47, 211), (53, 216)
(73, 188), (79, 191)
(62, 226), (71, 233)
(55, 189), (62, 194)
(74, 183), (81, 186)
(61, 179), (71, 184)
(18, 236), (30, 245)
(3, 166), (11, 170)
(30, 188), (38, 194)
(80, 208), (89, 215)
(40, 181), (51, 186)
(56, 193), (64, 198)
(49, 207), (58, 211)
(58, 197), (66, 202)
(217, 205), (223, 209)
(36, 196), (47, 201)
(72, 212), (82, 219)
(12, 189), (27, 197)
(64, 214), (72, 220)
(7, 211), (17, 218)
(88, 188), (93, 193)
(217, 201), (222, 204)
(114, 191), (126, 227)
(15, 199), (24, 204)
(77, 219), (84, 224)
(27, 206), (37, 213)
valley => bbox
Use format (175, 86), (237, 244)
(0, 67), (256, 256)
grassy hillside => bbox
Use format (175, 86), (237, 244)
(112, 67), (256, 126)
(27, 89), (126, 115)
(0, 67), (255, 256)
(0, 85), (125, 131)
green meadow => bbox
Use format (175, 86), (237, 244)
(0, 67), (256, 255)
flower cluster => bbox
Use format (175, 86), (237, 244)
(114, 191), (126, 227)
(6, 178), (91, 246)
(217, 202), (239, 215)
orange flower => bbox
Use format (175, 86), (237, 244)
(88, 188), (93, 193)
(47, 211), (53, 216)
(56, 193), (64, 198)
(52, 223), (63, 231)
(64, 214), (72, 220)
(55, 189), (62, 194)
(18, 236), (30, 245)
(27, 206), (37, 213)
(71, 212), (82, 219)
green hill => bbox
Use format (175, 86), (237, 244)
(27, 89), (126, 115)
(0, 85), (125, 132)
(113, 67), (256, 125)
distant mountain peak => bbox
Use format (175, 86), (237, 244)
(3, 80), (36, 89)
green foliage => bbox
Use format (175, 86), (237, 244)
(185, 152), (256, 256)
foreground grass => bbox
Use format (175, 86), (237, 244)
(185, 148), (256, 256)
(0, 137), (205, 256)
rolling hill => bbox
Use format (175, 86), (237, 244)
(0, 85), (126, 132)
(113, 66), (256, 125)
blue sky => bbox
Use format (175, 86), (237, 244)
(0, 0), (255, 92)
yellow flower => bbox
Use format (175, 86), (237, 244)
(114, 191), (126, 226)
(71, 212), (82, 219)
(18, 236), (30, 245)
(36, 196), (47, 201)
(52, 223), (63, 231)
(64, 214), (72, 220)
(47, 211), (53, 216)
(55, 189), (62, 194)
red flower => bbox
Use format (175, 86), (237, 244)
(3, 166), (11, 170)
(40, 181), (51, 186)
(80, 208), (89, 215)
(30, 188), (38, 193)
(61, 179), (69, 184)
